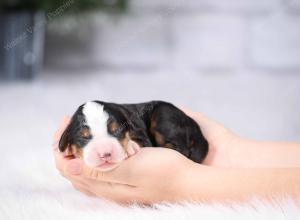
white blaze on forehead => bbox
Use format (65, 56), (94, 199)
(81, 101), (138, 170)
(82, 101), (127, 168)
(82, 101), (109, 138)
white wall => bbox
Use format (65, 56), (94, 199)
(45, 0), (300, 73)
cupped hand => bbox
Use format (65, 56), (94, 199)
(55, 148), (197, 204)
(53, 107), (240, 204)
(53, 118), (198, 203)
(182, 108), (240, 167)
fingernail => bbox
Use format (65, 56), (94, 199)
(66, 162), (82, 175)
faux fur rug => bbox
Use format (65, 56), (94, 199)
(1, 71), (300, 219)
(0, 147), (299, 220)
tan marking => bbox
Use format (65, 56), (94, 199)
(119, 132), (141, 157)
(120, 132), (130, 155)
(150, 116), (157, 135)
(163, 143), (174, 149)
(69, 144), (83, 158)
(154, 131), (165, 146)
(150, 114), (167, 147)
(82, 129), (90, 139)
(108, 121), (119, 134)
(150, 113), (166, 146)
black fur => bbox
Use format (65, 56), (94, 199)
(59, 106), (92, 152)
(59, 101), (208, 163)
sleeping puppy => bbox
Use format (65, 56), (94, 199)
(59, 101), (208, 171)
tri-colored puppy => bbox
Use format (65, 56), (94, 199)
(59, 101), (208, 171)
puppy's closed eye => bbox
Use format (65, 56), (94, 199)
(59, 100), (208, 172)
(81, 127), (91, 139)
(108, 121), (119, 133)
(108, 120), (126, 138)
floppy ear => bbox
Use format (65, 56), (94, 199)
(129, 129), (152, 147)
(188, 138), (209, 163)
(58, 128), (70, 152)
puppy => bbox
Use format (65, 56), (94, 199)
(59, 101), (208, 171)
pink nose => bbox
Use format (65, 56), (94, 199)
(91, 141), (116, 162)
(98, 152), (112, 161)
(84, 139), (123, 168)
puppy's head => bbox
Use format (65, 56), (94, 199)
(59, 101), (139, 171)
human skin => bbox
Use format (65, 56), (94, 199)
(53, 110), (300, 204)
(183, 109), (300, 168)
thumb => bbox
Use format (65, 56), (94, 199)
(64, 159), (83, 176)
(64, 159), (117, 182)
(64, 158), (130, 185)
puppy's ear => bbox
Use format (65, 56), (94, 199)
(58, 128), (70, 152)
(188, 139), (209, 163)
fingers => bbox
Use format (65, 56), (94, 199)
(52, 116), (137, 185)
(83, 180), (139, 204)
(72, 182), (96, 197)
(54, 145), (135, 186)
(81, 161), (135, 186)
(52, 117), (141, 203)
(57, 155), (139, 203)
(64, 162), (139, 203)
(82, 148), (173, 185)
(56, 157), (129, 187)
(80, 148), (166, 186)
(53, 147), (73, 176)
(179, 106), (210, 125)
(54, 148), (128, 186)
(178, 106), (195, 116)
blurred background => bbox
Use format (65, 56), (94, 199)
(0, 0), (300, 159)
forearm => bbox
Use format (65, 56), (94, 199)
(181, 164), (300, 204)
(231, 139), (300, 168)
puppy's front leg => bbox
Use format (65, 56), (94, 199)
(126, 140), (141, 157)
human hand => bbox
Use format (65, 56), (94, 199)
(181, 108), (240, 168)
(53, 118), (200, 204)
(55, 148), (199, 204)
(183, 108), (300, 168)
(52, 106), (242, 204)
(53, 111), (300, 205)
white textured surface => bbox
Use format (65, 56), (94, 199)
(129, 0), (281, 13)
(250, 13), (300, 70)
(287, 0), (300, 11)
(45, 2), (300, 71)
(0, 70), (299, 147)
(171, 14), (245, 70)
(0, 70), (300, 219)
(91, 14), (168, 67)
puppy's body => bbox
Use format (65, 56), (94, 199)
(59, 101), (208, 171)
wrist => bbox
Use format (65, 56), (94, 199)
(227, 135), (251, 168)
(176, 161), (215, 202)
(204, 133), (244, 168)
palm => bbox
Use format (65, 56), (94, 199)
(183, 110), (238, 168)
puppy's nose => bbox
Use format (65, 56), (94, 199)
(98, 152), (112, 161)
(101, 152), (111, 158)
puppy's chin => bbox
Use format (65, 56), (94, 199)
(93, 162), (121, 172)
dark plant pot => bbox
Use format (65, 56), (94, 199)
(0, 11), (45, 80)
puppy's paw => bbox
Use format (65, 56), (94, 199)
(126, 140), (141, 157)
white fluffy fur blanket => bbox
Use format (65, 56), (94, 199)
(0, 147), (299, 220)
(1, 72), (300, 219)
